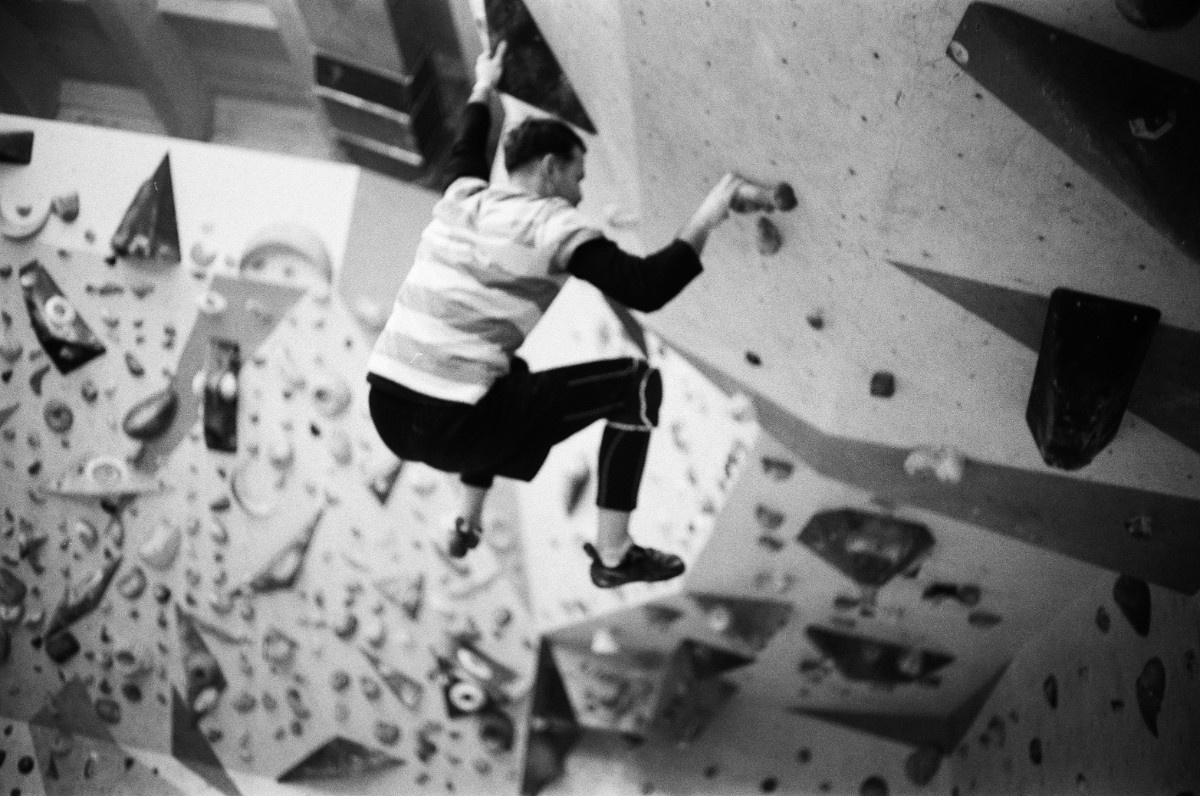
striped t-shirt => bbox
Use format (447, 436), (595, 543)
(367, 176), (603, 403)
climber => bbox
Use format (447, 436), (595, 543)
(366, 41), (772, 588)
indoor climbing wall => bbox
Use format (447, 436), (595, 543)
(0, 115), (542, 795)
(947, 572), (1199, 794)
(520, 0), (1200, 592)
(488, 0), (1200, 793)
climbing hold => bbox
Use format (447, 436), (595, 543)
(1135, 657), (1166, 736)
(731, 179), (798, 213)
(0, 567), (28, 606)
(870, 371), (895, 397)
(1113, 574), (1151, 636)
(745, 351), (762, 366)
(1043, 674), (1059, 708)
(1096, 606), (1111, 632)
(967, 610), (1003, 628)
(51, 192), (80, 223)
(239, 223), (333, 286)
(806, 312), (824, 330)
(904, 445), (965, 484)
(590, 628), (620, 655)
(190, 241), (217, 268)
(756, 216), (783, 255)
(0, 196), (51, 240)
(1124, 514), (1152, 539)
(232, 457), (283, 518)
(860, 775), (889, 796)
(375, 721), (401, 746)
(20, 260), (107, 373)
(74, 517), (100, 548)
(197, 290), (227, 316)
(311, 374), (352, 419)
(125, 351), (145, 377)
(948, 40), (969, 66)
(0, 130), (34, 164)
(43, 399), (74, 433)
(116, 566), (147, 600)
(139, 520), (182, 570)
(122, 388), (178, 440)
(1029, 737), (1043, 764)
(1025, 289), (1159, 470)
(904, 746), (942, 786)
(111, 153), (180, 263)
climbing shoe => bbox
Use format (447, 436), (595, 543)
(583, 542), (685, 588)
(446, 516), (483, 558)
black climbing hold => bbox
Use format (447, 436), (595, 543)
(1135, 657), (1166, 736)
(1025, 288), (1159, 470)
(806, 312), (824, 330)
(904, 746), (942, 786)
(1113, 574), (1151, 636)
(761, 777), (778, 793)
(1029, 737), (1043, 764)
(870, 371), (895, 397)
(1096, 606), (1111, 632)
(0, 131), (34, 165)
(1043, 674), (1058, 709)
(756, 216), (783, 255)
(17, 755), (33, 775)
(860, 775), (889, 796)
(746, 351), (762, 366)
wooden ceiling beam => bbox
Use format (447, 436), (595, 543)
(85, 0), (213, 139)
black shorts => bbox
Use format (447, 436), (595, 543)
(368, 356), (652, 485)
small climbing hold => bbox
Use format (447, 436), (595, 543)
(745, 351), (762, 366)
(904, 746), (942, 786)
(756, 216), (783, 255)
(51, 192), (80, 223)
(190, 242), (217, 268)
(761, 456), (794, 480)
(116, 566), (147, 600)
(1124, 514), (1152, 539)
(591, 628), (620, 655)
(139, 520), (182, 570)
(948, 41), (969, 65)
(870, 371), (895, 397)
(375, 721), (401, 746)
(904, 445), (965, 484)
(860, 775), (889, 796)
(1096, 606), (1111, 632)
(197, 290), (227, 316)
(731, 179), (798, 213)
(125, 351), (145, 378)
(1113, 574), (1151, 636)
(122, 388), (178, 440)
(967, 609), (1002, 628)
(1029, 737), (1043, 764)
(94, 697), (121, 724)
(806, 312), (824, 330)
(1043, 674), (1058, 708)
(1135, 657), (1166, 736)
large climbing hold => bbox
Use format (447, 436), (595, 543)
(1026, 288), (1159, 469)
(111, 152), (181, 263)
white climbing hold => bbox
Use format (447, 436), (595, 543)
(139, 519), (182, 570)
(903, 445), (965, 485)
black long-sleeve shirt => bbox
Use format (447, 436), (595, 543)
(443, 101), (702, 313)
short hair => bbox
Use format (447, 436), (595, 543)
(503, 117), (586, 172)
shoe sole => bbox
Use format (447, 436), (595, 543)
(590, 564), (685, 589)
